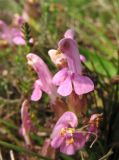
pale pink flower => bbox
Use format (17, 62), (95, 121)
(51, 112), (86, 155)
(0, 20), (25, 45)
(26, 53), (57, 102)
(52, 29), (94, 96)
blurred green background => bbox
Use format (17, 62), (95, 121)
(0, 0), (118, 159)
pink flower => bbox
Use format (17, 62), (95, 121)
(51, 112), (86, 155)
(52, 29), (94, 96)
(11, 28), (26, 45)
(20, 100), (35, 145)
(0, 20), (25, 45)
(26, 53), (57, 102)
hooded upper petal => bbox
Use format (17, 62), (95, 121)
(58, 38), (82, 74)
(27, 53), (52, 79)
(27, 53), (57, 101)
(55, 111), (78, 128)
(73, 74), (94, 95)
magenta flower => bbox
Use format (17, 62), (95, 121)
(26, 53), (57, 102)
(20, 100), (35, 145)
(0, 20), (25, 45)
(51, 112), (86, 155)
(52, 29), (94, 96)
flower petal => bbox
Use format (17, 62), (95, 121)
(51, 123), (65, 139)
(57, 76), (72, 96)
(73, 74), (94, 95)
(60, 143), (75, 155)
(73, 132), (86, 150)
(58, 38), (82, 74)
(51, 135), (64, 149)
(31, 81), (42, 101)
(64, 29), (75, 39)
(27, 53), (57, 99)
(13, 36), (26, 45)
(52, 68), (68, 86)
(48, 49), (66, 66)
(55, 111), (78, 128)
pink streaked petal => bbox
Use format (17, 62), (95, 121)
(13, 36), (26, 45)
(51, 135), (64, 149)
(64, 29), (75, 39)
(57, 76), (72, 96)
(73, 74), (94, 95)
(52, 68), (68, 86)
(60, 143), (75, 155)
